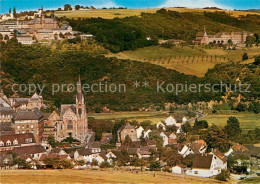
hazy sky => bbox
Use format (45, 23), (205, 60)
(0, 0), (259, 13)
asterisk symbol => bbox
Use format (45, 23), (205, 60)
(133, 81), (140, 88)
(143, 81), (149, 88)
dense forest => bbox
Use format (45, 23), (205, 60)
(1, 40), (259, 111)
(64, 9), (260, 52)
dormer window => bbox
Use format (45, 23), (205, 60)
(25, 138), (32, 143)
(13, 139), (18, 145)
(0, 141), (4, 146)
(6, 140), (11, 146)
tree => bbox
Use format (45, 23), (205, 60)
(4, 34), (9, 41)
(64, 4), (72, 11)
(181, 154), (194, 167)
(140, 120), (152, 129)
(75, 5), (81, 10)
(216, 170), (230, 181)
(202, 125), (229, 152)
(227, 39), (232, 45)
(91, 159), (99, 166)
(100, 161), (111, 168)
(254, 33), (259, 43)
(246, 36), (256, 47)
(0, 33), (3, 41)
(123, 135), (132, 147)
(225, 117), (241, 140)
(47, 135), (56, 147)
(13, 7), (17, 18)
(177, 133), (187, 143)
(236, 103), (247, 112)
(242, 53), (248, 61)
(181, 122), (192, 133)
(150, 160), (160, 171)
(9, 8), (12, 14)
(248, 102), (260, 114)
(193, 119), (208, 129)
(253, 56), (260, 65)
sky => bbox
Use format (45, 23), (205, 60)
(0, 0), (259, 14)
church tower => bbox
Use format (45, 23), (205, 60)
(40, 6), (45, 28)
(76, 75), (88, 142)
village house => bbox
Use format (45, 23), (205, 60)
(186, 153), (227, 177)
(117, 123), (138, 143)
(13, 109), (44, 144)
(0, 133), (36, 152)
(178, 140), (207, 157)
(13, 145), (47, 160)
(100, 133), (113, 145)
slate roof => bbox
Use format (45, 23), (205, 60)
(0, 133), (36, 146)
(13, 145), (46, 156)
(60, 104), (76, 119)
(14, 109), (43, 120)
(193, 154), (213, 169)
(0, 107), (15, 116)
(76, 148), (92, 156)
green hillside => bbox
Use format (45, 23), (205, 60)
(65, 9), (260, 52)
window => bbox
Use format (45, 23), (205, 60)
(0, 141), (4, 146)
(25, 138), (32, 143)
(22, 131), (25, 134)
(194, 171), (198, 174)
(67, 121), (73, 130)
(17, 126), (20, 130)
(6, 140), (11, 146)
(31, 125), (33, 128)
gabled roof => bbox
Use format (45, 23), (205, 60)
(211, 149), (227, 163)
(60, 104), (76, 118)
(193, 154), (213, 169)
(117, 123), (135, 133)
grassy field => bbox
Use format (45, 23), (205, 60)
(53, 8), (260, 19)
(88, 111), (259, 131)
(201, 111), (260, 131)
(108, 45), (260, 77)
(0, 169), (227, 184)
(88, 111), (169, 124)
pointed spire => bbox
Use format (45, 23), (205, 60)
(204, 25), (206, 33)
(76, 75), (84, 104)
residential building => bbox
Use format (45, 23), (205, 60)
(117, 123), (138, 142)
(186, 153), (227, 177)
(13, 109), (44, 143)
(0, 133), (36, 152)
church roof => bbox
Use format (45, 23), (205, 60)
(60, 104), (76, 118)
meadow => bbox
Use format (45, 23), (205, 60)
(0, 169), (227, 184)
(201, 111), (260, 131)
(88, 111), (259, 131)
(53, 8), (260, 19)
(108, 45), (260, 77)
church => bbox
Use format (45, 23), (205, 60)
(43, 76), (88, 143)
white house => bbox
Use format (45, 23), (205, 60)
(172, 166), (183, 174)
(165, 116), (177, 126)
(156, 121), (166, 131)
(144, 129), (152, 138)
(186, 154), (227, 177)
(136, 126), (144, 139)
(160, 132), (169, 147)
(178, 141), (207, 157)
(182, 117), (188, 123)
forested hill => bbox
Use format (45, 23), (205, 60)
(1, 42), (222, 111)
(65, 9), (260, 52)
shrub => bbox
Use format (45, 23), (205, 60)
(216, 170), (230, 181)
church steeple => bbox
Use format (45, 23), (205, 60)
(76, 75), (84, 104)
